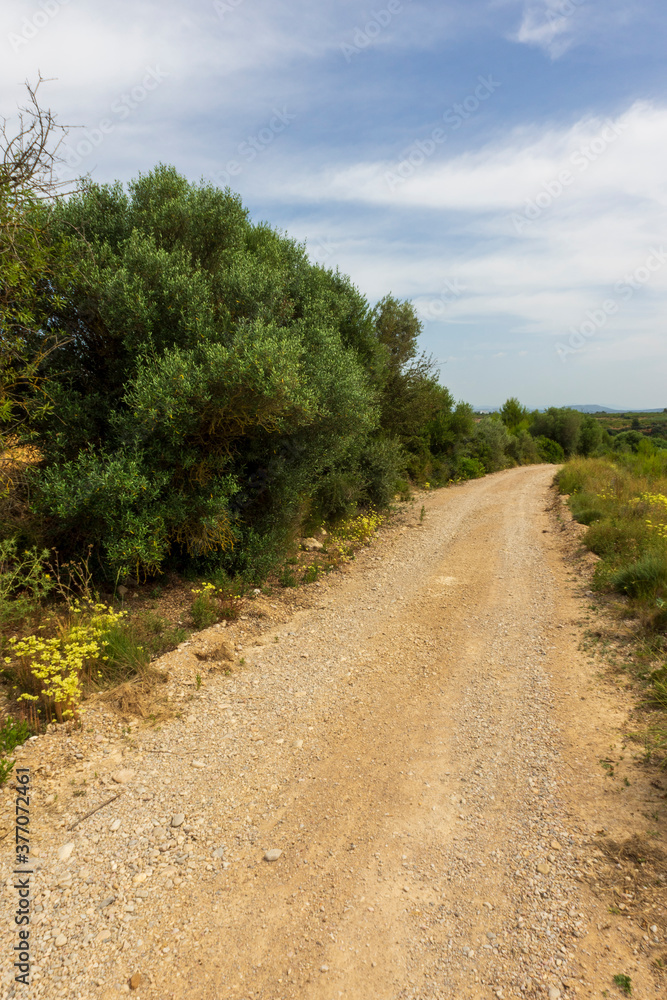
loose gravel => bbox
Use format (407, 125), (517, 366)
(1, 466), (664, 999)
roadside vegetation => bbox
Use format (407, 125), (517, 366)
(557, 444), (667, 760)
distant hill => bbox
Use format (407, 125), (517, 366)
(567, 405), (666, 414)
(566, 405), (623, 413)
(474, 405), (665, 414)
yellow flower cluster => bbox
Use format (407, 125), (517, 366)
(637, 491), (667, 539)
(6, 603), (127, 721)
(330, 509), (385, 548)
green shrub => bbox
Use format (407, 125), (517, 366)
(302, 564), (320, 584)
(279, 567), (298, 587)
(357, 436), (405, 508)
(455, 456), (485, 480)
(134, 611), (187, 658)
(506, 428), (541, 465)
(27, 167), (380, 579)
(611, 554), (667, 599)
(572, 507), (604, 526)
(536, 436), (566, 464)
(0, 539), (54, 626)
(471, 417), (511, 472)
(313, 468), (361, 521)
(530, 408), (583, 456)
(190, 583), (220, 630)
(0, 716), (33, 786)
(585, 518), (650, 562)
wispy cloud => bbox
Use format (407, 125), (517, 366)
(512, 0), (586, 59)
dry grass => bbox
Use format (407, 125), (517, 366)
(590, 834), (667, 953)
(96, 666), (171, 721)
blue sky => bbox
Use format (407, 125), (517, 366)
(2, 0), (667, 408)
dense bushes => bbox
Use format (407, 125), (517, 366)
(4, 161), (609, 587)
(4, 165), (570, 584)
(4, 168), (389, 578)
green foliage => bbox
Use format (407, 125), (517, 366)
(535, 436), (566, 464)
(558, 454), (667, 605)
(372, 295), (445, 450)
(279, 566), (298, 587)
(611, 554), (667, 599)
(506, 428), (541, 465)
(530, 408), (583, 456)
(428, 400), (473, 456)
(612, 974), (632, 996)
(500, 397), (528, 431)
(0, 715), (32, 786)
(0, 186), (80, 448)
(134, 611), (187, 658)
(23, 166), (380, 577)
(570, 504), (603, 526)
(455, 456), (486, 480)
(578, 415), (605, 456)
(612, 430), (644, 454)
(190, 582), (220, 629)
(97, 621), (150, 682)
(472, 417), (512, 473)
(302, 564), (320, 584)
(0, 538), (54, 626)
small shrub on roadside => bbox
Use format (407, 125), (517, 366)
(279, 567), (298, 588)
(453, 456), (485, 481)
(302, 564), (320, 585)
(612, 973), (632, 996)
(331, 509), (384, 546)
(190, 582), (220, 629)
(0, 715), (33, 786)
(584, 518), (650, 563)
(611, 554), (667, 600)
(573, 507), (604, 526)
(96, 621), (150, 682)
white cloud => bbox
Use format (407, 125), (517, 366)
(250, 99), (667, 380)
(507, 1), (643, 60)
(512, 0), (585, 59)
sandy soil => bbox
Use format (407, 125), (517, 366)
(2, 464), (665, 1000)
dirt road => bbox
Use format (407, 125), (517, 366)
(3, 465), (665, 1000)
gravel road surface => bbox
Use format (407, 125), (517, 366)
(2, 464), (665, 999)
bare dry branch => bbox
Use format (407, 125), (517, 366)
(0, 73), (79, 200)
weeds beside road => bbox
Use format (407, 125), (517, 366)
(557, 453), (667, 761)
(0, 507), (390, 777)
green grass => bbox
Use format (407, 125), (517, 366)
(279, 566), (298, 587)
(133, 611), (188, 658)
(612, 973), (632, 996)
(557, 456), (667, 604)
(302, 564), (320, 585)
(612, 554), (667, 599)
(558, 453), (667, 759)
(0, 715), (33, 786)
(190, 593), (218, 630)
(98, 623), (151, 684)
